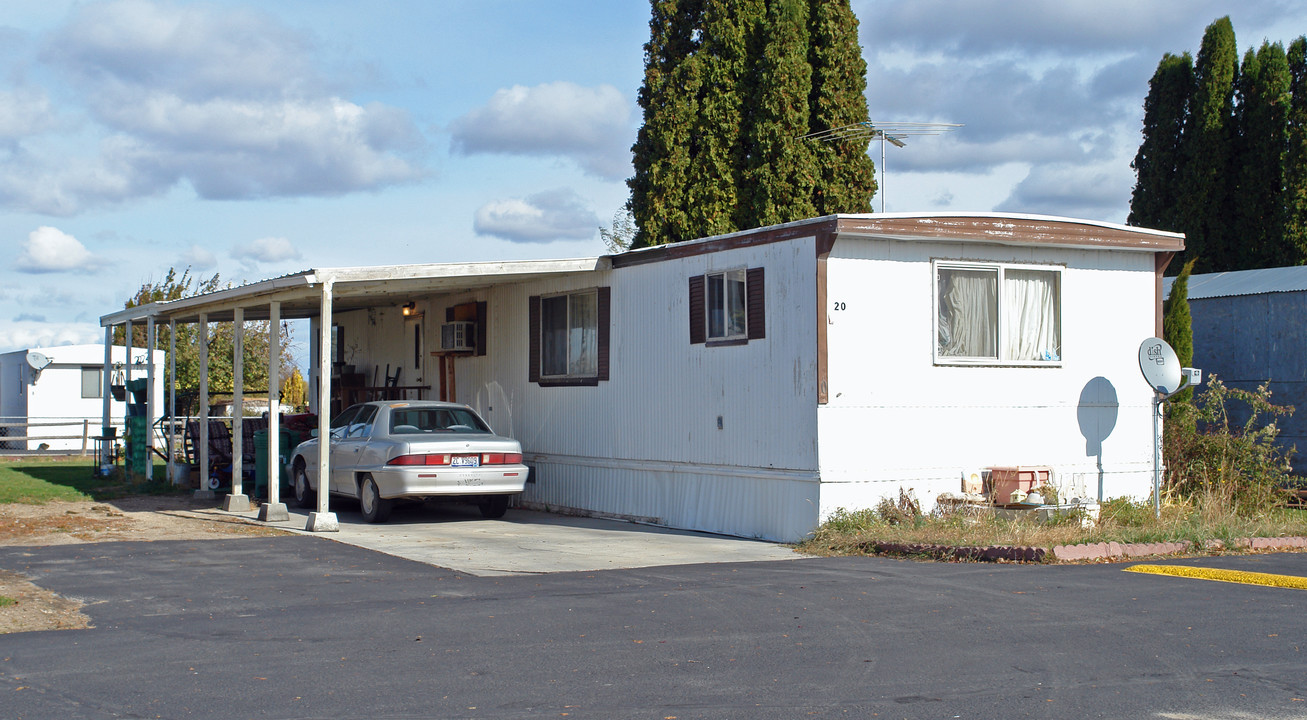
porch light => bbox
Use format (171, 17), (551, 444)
(402, 301), (416, 316)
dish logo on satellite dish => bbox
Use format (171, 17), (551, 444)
(1137, 337), (1200, 397)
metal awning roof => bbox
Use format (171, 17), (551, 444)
(100, 257), (609, 326)
(1164, 265), (1307, 301)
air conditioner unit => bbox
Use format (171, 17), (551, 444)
(440, 321), (476, 352)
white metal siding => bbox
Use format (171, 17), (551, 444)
(817, 236), (1157, 517)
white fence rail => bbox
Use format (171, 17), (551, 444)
(0, 417), (122, 455)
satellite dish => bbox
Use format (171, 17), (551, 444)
(1138, 337), (1182, 395)
(25, 351), (51, 371)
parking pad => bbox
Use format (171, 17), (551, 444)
(206, 501), (803, 576)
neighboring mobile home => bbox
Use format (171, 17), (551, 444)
(0, 344), (164, 452)
(1168, 265), (1307, 471)
(101, 213), (1183, 541)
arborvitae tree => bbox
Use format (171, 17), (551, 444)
(1128, 52), (1193, 232)
(1179, 17), (1238, 274)
(807, 0), (875, 215)
(740, 0), (817, 228)
(1234, 41), (1291, 268)
(629, 0), (704, 248)
(684, 0), (761, 238)
(1284, 36), (1307, 264)
(1164, 258), (1197, 409)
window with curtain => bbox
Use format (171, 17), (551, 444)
(541, 289), (599, 378)
(936, 262), (1061, 364)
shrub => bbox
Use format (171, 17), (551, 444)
(1163, 376), (1294, 514)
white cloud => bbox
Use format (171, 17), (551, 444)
(0, 321), (102, 354)
(15, 226), (98, 273)
(179, 244), (217, 270)
(450, 82), (633, 180)
(998, 161), (1135, 220)
(473, 188), (599, 243)
(233, 236), (301, 264)
(0, 0), (428, 215)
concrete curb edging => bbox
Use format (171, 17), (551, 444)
(867, 537), (1307, 563)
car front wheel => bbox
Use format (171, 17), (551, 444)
(359, 475), (392, 524)
(479, 495), (509, 519)
(293, 461), (316, 510)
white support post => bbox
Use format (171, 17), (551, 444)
(307, 279), (338, 532)
(100, 326), (112, 445)
(224, 308), (250, 512)
(259, 301), (289, 522)
(146, 317), (155, 481)
(168, 318), (177, 484)
(195, 313), (214, 500)
(124, 319), (134, 475)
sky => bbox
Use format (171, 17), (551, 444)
(1, 0), (1304, 359)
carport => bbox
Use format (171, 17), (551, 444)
(99, 258), (606, 531)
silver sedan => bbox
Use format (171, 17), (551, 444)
(288, 401), (528, 523)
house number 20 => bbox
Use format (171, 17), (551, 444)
(833, 301), (846, 311)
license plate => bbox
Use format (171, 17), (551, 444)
(451, 455), (480, 468)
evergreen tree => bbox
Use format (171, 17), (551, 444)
(1233, 41), (1290, 268)
(684, 0), (761, 238)
(629, 0), (704, 248)
(1179, 17), (1238, 274)
(740, 0), (817, 228)
(1284, 36), (1307, 264)
(1163, 258), (1197, 408)
(807, 0), (875, 215)
(1128, 52), (1192, 232)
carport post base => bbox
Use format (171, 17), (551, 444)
(222, 494), (250, 512)
(258, 502), (290, 522)
(193, 489), (215, 501)
(306, 512), (339, 532)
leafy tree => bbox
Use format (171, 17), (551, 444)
(281, 367), (308, 411)
(1233, 41), (1291, 269)
(629, 0), (704, 248)
(807, 0), (875, 215)
(1128, 52), (1192, 232)
(741, 0), (817, 228)
(1284, 36), (1307, 264)
(1177, 17), (1238, 274)
(117, 267), (296, 408)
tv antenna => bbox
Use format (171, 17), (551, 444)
(802, 121), (962, 212)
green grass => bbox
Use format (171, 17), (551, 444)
(797, 494), (1307, 559)
(0, 458), (177, 504)
(0, 596), (16, 608)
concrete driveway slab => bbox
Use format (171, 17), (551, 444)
(204, 501), (803, 575)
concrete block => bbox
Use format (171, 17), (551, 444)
(258, 502), (290, 522)
(222, 494), (250, 513)
(306, 511), (339, 532)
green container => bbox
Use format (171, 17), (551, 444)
(253, 429), (294, 496)
(124, 415), (150, 474)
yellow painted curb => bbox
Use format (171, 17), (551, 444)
(1125, 564), (1307, 590)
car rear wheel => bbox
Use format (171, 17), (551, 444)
(293, 461), (316, 510)
(479, 494), (509, 519)
(359, 475), (392, 523)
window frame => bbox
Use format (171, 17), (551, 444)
(528, 286), (611, 387)
(81, 366), (102, 399)
(689, 266), (765, 346)
(933, 260), (1063, 367)
(706, 268), (749, 342)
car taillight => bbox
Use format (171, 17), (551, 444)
(388, 454), (450, 466)
(481, 453), (522, 465)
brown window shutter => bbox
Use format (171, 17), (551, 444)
(475, 301), (488, 357)
(747, 267), (765, 340)
(597, 286), (611, 381)
(688, 275), (705, 344)
(528, 295), (540, 383)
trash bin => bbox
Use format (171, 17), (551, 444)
(253, 429), (294, 497)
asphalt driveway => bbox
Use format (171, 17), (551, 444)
(1, 537), (1304, 719)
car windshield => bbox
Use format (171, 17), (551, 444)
(389, 407), (490, 434)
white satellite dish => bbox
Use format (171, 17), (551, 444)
(1137, 337), (1182, 395)
(25, 351), (51, 371)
